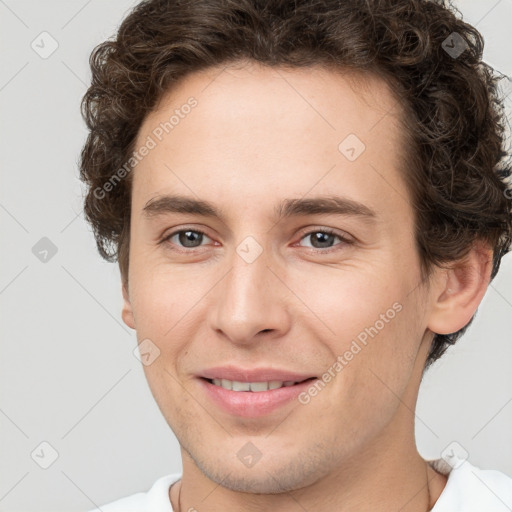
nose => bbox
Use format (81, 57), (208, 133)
(208, 240), (292, 346)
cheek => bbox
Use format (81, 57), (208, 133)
(288, 264), (402, 343)
(129, 264), (208, 385)
(336, 297), (422, 414)
(130, 262), (196, 338)
(302, 266), (420, 402)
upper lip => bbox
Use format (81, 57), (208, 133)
(199, 366), (317, 383)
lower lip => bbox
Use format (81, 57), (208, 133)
(198, 377), (318, 418)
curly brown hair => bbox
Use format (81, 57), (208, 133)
(79, 0), (512, 368)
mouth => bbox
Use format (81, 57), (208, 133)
(198, 376), (319, 417)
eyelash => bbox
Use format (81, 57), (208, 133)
(160, 227), (353, 254)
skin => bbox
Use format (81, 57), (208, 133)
(121, 61), (492, 511)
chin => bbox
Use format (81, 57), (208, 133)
(192, 448), (330, 495)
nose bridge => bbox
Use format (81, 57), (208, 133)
(224, 237), (274, 316)
(209, 235), (290, 343)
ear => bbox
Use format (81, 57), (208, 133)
(122, 281), (136, 330)
(427, 241), (493, 335)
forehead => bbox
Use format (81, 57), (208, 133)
(132, 62), (410, 222)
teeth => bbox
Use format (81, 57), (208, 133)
(232, 381), (250, 391)
(249, 381), (268, 392)
(211, 378), (299, 391)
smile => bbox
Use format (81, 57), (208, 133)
(199, 377), (318, 417)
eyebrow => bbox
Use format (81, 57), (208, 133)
(142, 194), (377, 223)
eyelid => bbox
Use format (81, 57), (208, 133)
(296, 226), (354, 243)
(160, 226), (213, 247)
(294, 227), (354, 252)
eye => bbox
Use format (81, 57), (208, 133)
(162, 229), (213, 249)
(297, 228), (352, 251)
(161, 227), (353, 253)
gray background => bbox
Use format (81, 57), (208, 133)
(0, 1), (511, 510)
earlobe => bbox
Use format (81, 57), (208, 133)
(122, 281), (136, 330)
(427, 242), (493, 336)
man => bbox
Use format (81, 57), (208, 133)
(81, 0), (512, 510)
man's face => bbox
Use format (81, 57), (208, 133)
(123, 62), (438, 492)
